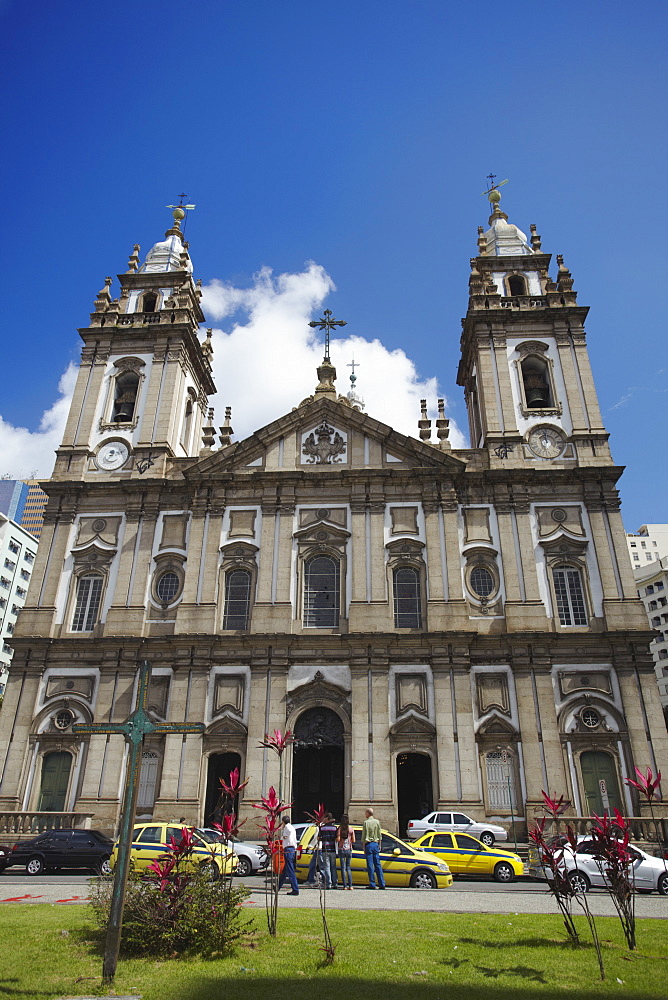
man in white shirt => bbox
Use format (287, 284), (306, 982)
(278, 813), (300, 895)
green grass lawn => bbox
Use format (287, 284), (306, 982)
(1, 905), (666, 999)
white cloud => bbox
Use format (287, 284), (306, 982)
(0, 364), (77, 480)
(0, 262), (464, 480)
(201, 262), (465, 447)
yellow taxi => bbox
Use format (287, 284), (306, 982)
(412, 830), (523, 882)
(296, 825), (453, 889)
(110, 822), (237, 879)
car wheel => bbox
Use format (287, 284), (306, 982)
(480, 832), (495, 847)
(235, 855), (253, 877)
(410, 869), (437, 889)
(26, 856), (44, 876)
(494, 862), (515, 883)
(658, 873), (668, 896)
(200, 859), (220, 881)
(568, 871), (590, 894)
(97, 858), (112, 876)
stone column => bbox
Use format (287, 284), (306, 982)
(0, 671), (41, 810)
(453, 670), (480, 805)
(347, 663), (370, 821)
(433, 666), (457, 804)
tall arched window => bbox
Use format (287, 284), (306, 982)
(304, 555), (339, 628)
(111, 371), (140, 422)
(180, 396), (194, 451)
(71, 573), (103, 631)
(520, 355), (552, 409)
(507, 274), (527, 296)
(553, 565), (587, 625)
(141, 291), (158, 312)
(223, 568), (252, 630)
(393, 566), (422, 628)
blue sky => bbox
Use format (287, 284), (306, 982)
(0, 0), (665, 530)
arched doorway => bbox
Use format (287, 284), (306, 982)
(204, 752), (242, 827)
(396, 752), (433, 838)
(37, 751), (72, 811)
(292, 708), (345, 822)
(580, 750), (623, 815)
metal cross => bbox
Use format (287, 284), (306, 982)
(347, 357), (360, 378)
(308, 309), (347, 362)
(73, 659), (204, 983)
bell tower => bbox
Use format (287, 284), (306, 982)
(53, 207), (216, 480)
(457, 186), (611, 468)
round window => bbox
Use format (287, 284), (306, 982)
(470, 567), (495, 598)
(156, 571), (180, 604)
(55, 709), (75, 730)
(581, 708), (600, 729)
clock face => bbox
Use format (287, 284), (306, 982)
(96, 440), (130, 471)
(528, 426), (565, 459)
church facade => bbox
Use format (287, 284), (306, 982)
(1, 196), (666, 838)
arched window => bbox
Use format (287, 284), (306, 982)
(141, 291), (158, 312)
(180, 396), (194, 451)
(223, 568), (252, 630)
(111, 371), (140, 422)
(553, 565), (587, 626)
(393, 566), (422, 628)
(304, 555), (339, 628)
(71, 573), (103, 631)
(520, 355), (552, 409)
(507, 274), (526, 296)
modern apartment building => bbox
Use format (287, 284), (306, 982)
(0, 514), (38, 694)
(626, 525), (668, 569)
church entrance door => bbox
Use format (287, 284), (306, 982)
(292, 708), (345, 822)
(580, 750), (622, 815)
(205, 752), (242, 827)
(37, 751), (72, 812)
(396, 752), (433, 838)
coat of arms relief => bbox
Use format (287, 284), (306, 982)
(301, 421), (347, 464)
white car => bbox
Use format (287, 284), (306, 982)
(406, 811), (508, 847)
(550, 839), (668, 896)
(199, 829), (267, 876)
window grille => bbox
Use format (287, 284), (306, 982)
(71, 574), (103, 631)
(393, 566), (422, 628)
(304, 555), (339, 628)
(553, 565), (587, 625)
(485, 751), (517, 811)
(222, 569), (252, 629)
(156, 571), (180, 604)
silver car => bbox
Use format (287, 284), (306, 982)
(199, 829), (267, 877)
(556, 839), (668, 895)
(406, 811), (508, 847)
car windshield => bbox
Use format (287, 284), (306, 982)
(194, 828), (221, 844)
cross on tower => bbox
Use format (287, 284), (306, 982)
(73, 659), (204, 983)
(308, 309), (347, 362)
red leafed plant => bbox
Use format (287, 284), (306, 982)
(590, 809), (636, 950)
(219, 766), (250, 800)
(625, 765), (666, 868)
(258, 729), (295, 802)
(528, 817), (580, 946)
(305, 803), (336, 964)
(252, 785), (291, 937)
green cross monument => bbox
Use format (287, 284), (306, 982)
(73, 659), (205, 983)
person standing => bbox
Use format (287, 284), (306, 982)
(337, 813), (355, 889)
(362, 807), (385, 889)
(319, 813), (339, 888)
(278, 814), (299, 896)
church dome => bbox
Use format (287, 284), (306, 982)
(483, 214), (532, 256)
(139, 234), (193, 273)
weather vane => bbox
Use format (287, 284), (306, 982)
(308, 309), (347, 362)
(166, 194), (196, 229)
(482, 175), (508, 211)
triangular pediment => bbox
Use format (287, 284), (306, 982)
(184, 398), (466, 479)
(389, 711), (436, 737)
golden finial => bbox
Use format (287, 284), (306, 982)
(482, 174), (509, 209)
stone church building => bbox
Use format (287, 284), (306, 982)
(1, 194), (666, 838)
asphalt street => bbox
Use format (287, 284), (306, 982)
(1, 872), (667, 917)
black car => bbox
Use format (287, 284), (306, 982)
(0, 845), (12, 872)
(8, 829), (114, 875)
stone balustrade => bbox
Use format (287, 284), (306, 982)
(0, 812), (94, 838)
